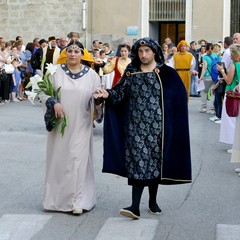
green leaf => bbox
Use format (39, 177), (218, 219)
(60, 115), (68, 137)
(54, 118), (61, 132)
(33, 71), (68, 137)
(55, 86), (62, 101)
(25, 82), (32, 89)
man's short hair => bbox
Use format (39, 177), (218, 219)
(224, 36), (233, 47)
(190, 41), (196, 46)
(103, 43), (110, 48)
(67, 32), (80, 39)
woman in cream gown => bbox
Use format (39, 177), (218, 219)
(40, 40), (101, 215)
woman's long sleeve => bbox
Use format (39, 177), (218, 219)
(102, 58), (117, 74)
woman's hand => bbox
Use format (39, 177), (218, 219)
(216, 63), (224, 72)
(54, 103), (65, 119)
(234, 85), (239, 92)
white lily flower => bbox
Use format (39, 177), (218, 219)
(25, 74), (42, 90)
(30, 74), (42, 90)
(25, 65), (68, 136)
(25, 90), (38, 104)
(45, 63), (58, 75)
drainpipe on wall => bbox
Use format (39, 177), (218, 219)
(82, 0), (86, 46)
(141, 0), (149, 37)
(90, 0), (94, 48)
(185, 0), (192, 44)
(82, 0), (86, 30)
(222, 0), (230, 38)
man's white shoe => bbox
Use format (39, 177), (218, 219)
(209, 116), (219, 122)
(235, 168), (240, 173)
(215, 120), (221, 124)
(227, 149), (233, 154)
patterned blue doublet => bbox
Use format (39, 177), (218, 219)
(108, 69), (163, 180)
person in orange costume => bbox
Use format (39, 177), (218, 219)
(168, 40), (196, 97)
(57, 32), (94, 66)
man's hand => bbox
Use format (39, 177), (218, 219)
(93, 87), (109, 105)
(192, 70), (198, 76)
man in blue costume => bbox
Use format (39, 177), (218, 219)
(94, 37), (191, 219)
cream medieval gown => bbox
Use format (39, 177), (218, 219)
(40, 64), (101, 212)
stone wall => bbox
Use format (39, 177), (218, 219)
(0, 0), (86, 46)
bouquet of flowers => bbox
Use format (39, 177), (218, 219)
(25, 63), (68, 137)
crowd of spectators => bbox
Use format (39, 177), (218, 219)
(0, 32), (239, 174)
(0, 34), (131, 104)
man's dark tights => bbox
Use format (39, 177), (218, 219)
(148, 184), (161, 212)
(128, 184), (160, 215)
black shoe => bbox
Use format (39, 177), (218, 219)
(119, 207), (140, 219)
(149, 204), (162, 215)
(190, 94), (201, 98)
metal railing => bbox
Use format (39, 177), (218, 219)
(149, 0), (186, 21)
(231, 0), (240, 34)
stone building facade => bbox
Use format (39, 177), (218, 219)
(0, 0), (86, 45)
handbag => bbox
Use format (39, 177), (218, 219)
(0, 69), (8, 82)
(225, 90), (240, 117)
(4, 63), (14, 74)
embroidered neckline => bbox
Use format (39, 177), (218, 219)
(61, 64), (90, 79)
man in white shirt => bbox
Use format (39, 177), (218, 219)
(221, 36), (233, 72)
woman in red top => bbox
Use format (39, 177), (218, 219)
(101, 44), (131, 87)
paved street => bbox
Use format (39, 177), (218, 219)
(0, 97), (240, 240)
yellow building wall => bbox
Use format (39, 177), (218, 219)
(87, 0), (141, 50)
(192, 0), (224, 43)
(86, 0), (229, 50)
